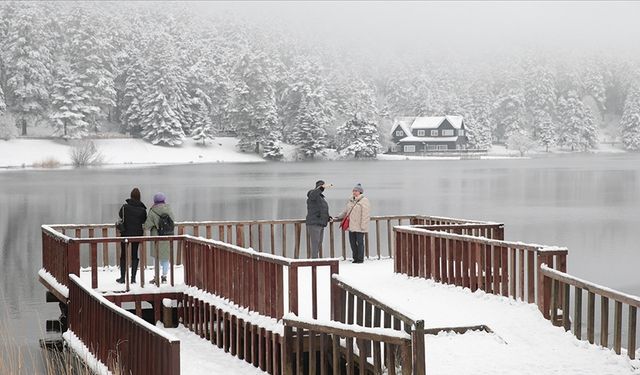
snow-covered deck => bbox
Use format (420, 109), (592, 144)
(66, 260), (640, 375)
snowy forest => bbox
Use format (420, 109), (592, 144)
(1, 2), (640, 160)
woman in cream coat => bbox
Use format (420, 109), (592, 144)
(336, 183), (370, 263)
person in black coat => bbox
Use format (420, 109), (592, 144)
(116, 188), (147, 284)
(306, 180), (332, 258)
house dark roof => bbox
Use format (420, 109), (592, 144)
(390, 115), (464, 136)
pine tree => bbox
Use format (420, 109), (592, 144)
(281, 56), (334, 144)
(493, 85), (526, 143)
(4, 6), (53, 135)
(462, 83), (493, 149)
(232, 50), (279, 153)
(66, 11), (116, 133)
(293, 100), (327, 159)
(620, 87), (640, 151)
(140, 91), (185, 146)
(49, 64), (89, 139)
(532, 109), (556, 152)
(191, 90), (215, 145)
(120, 58), (146, 136)
(336, 114), (382, 159)
(557, 91), (597, 151)
(139, 34), (191, 146)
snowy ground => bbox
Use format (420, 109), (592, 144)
(67, 259), (640, 375)
(165, 325), (266, 375)
(0, 137), (264, 168)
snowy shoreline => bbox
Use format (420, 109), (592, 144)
(0, 138), (628, 170)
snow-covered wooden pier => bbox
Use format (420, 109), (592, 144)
(39, 215), (640, 374)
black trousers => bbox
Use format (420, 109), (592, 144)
(119, 241), (140, 278)
(349, 231), (365, 262)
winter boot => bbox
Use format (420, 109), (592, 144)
(130, 259), (139, 284)
(115, 262), (126, 284)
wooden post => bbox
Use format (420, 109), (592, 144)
(614, 301), (622, 354)
(601, 296), (609, 348)
(629, 306), (637, 360)
(288, 265), (298, 315)
(412, 320), (426, 375)
(574, 287), (582, 340)
(587, 291), (595, 344)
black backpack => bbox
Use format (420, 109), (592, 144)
(154, 211), (174, 235)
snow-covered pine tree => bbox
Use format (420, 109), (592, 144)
(49, 64), (89, 139)
(493, 84), (526, 143)
(120, 58), (146, 136)
(232, 50), (279, 153)
(336, 114), (382, 159)
(293, 99), (327, 159)
(138, 34), (192, 146)
(280, 55), (334, 145)
(620, 86), (640, 151)
(140, 91), (185, 146)
(262, 133), (284, 161)
(557, 91), (597, 151)
(3, 6), (53, 135)
(191, 90), (215, 145)
(66, 11), (116, 133)
(462, 83), (493, 149)
(532, 109), (556, 152)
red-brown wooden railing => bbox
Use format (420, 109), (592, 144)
(332, 274), (425, 375)
(540, 265), (640, 359)
(184, 237), (340, 320)
(67, 275), (180, 375)
(283, 314), (414, 375)
(393, 225), (568, 315)
(46, 215), (497, 269)
(41, 226), (78, 295)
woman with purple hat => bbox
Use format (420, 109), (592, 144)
(144, 192), (175, 284)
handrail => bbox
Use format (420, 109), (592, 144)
(67, 275), (180, 374)
(332, 274), (419, 327)
(540, 264), (640, 359)
(395, 225), (567, 253)
(540, 264), (640, 308)
(283, 314), (411, 345)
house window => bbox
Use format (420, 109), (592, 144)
(458, 129), (465, 136)
(427, 145), (437, 151)
(430, 130), (438, 136)
(438, 145), (448, 150)
(442, 129), (454, 136)
(390, 145), (398, 152)
(395, 130), (404, 136)
(417, 130), (426, 136)
(403, 145), (416, 153)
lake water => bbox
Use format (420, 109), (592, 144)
(1, 155), (640, 370)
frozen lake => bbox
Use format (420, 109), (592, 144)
(1, 154), (640, 368)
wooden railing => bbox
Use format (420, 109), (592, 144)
(540, 265), (639, 359)
(46, 215), (493, 266)
(393, 225), (568, 314)
(283, 314), (414, 375)
(332, 275), (425, 375)
(67, 275), (180, 375)
(411, 223), (504, 240)
(42, 226), (78, 294)
(184, 236), (340, 320)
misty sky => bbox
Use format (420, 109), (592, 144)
(195, 1), (640, 57)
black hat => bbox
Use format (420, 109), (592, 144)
(315, 180), (325, 188)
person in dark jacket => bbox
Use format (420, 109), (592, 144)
(306, 180), (332, 258)
(116, 188), (147, 284)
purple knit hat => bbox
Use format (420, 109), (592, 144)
(153, 192), (166, 204)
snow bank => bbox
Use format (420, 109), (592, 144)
(62, 330), (111, 375)
(0, 137), (264, 168)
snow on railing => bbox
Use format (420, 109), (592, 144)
(540, 264), (640, 359)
